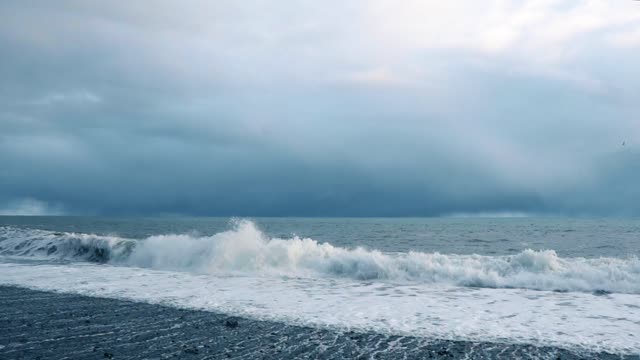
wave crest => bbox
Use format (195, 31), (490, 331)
(1, 221), (639, 294)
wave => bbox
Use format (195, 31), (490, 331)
(1, 221), (639, 294)
(0, 226), (135, 262)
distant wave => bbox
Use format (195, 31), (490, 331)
(1, 221), (639, 294)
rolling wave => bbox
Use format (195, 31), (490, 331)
(0, 226), (135, 262)
(1, 221), (639, 294)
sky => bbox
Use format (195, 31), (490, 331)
(1, 0), (639, 217)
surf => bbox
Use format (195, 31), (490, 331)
(1, 220), (639, 294)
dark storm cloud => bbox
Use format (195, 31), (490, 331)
(1, 1), (639, 216)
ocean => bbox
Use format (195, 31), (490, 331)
(0, 216), (639, 358)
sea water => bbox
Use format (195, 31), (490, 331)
(0, 216), (638, 355)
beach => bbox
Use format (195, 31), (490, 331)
(0, 285), (633, 360)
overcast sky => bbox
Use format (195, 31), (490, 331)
(1, 0), (639, 216)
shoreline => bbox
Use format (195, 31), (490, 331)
(0, 285), (634, 359)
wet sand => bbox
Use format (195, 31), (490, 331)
(0, 286), (633, 359)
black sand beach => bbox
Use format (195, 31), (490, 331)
(0, 286), (634, 360)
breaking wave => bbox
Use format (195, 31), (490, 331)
(0, 226), (135, 262)
(1, 221), (639, 294)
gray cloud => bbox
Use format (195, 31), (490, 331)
(1, 1), (639, 216)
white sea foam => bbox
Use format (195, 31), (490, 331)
(1, 221), (639, 294)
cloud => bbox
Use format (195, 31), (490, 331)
(0, 198), (65, 216)
(342, 67), (408, 87)
(607, 27), (640, 48)
(29, 90), (102, 106)
(0, 1), (639, 216)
